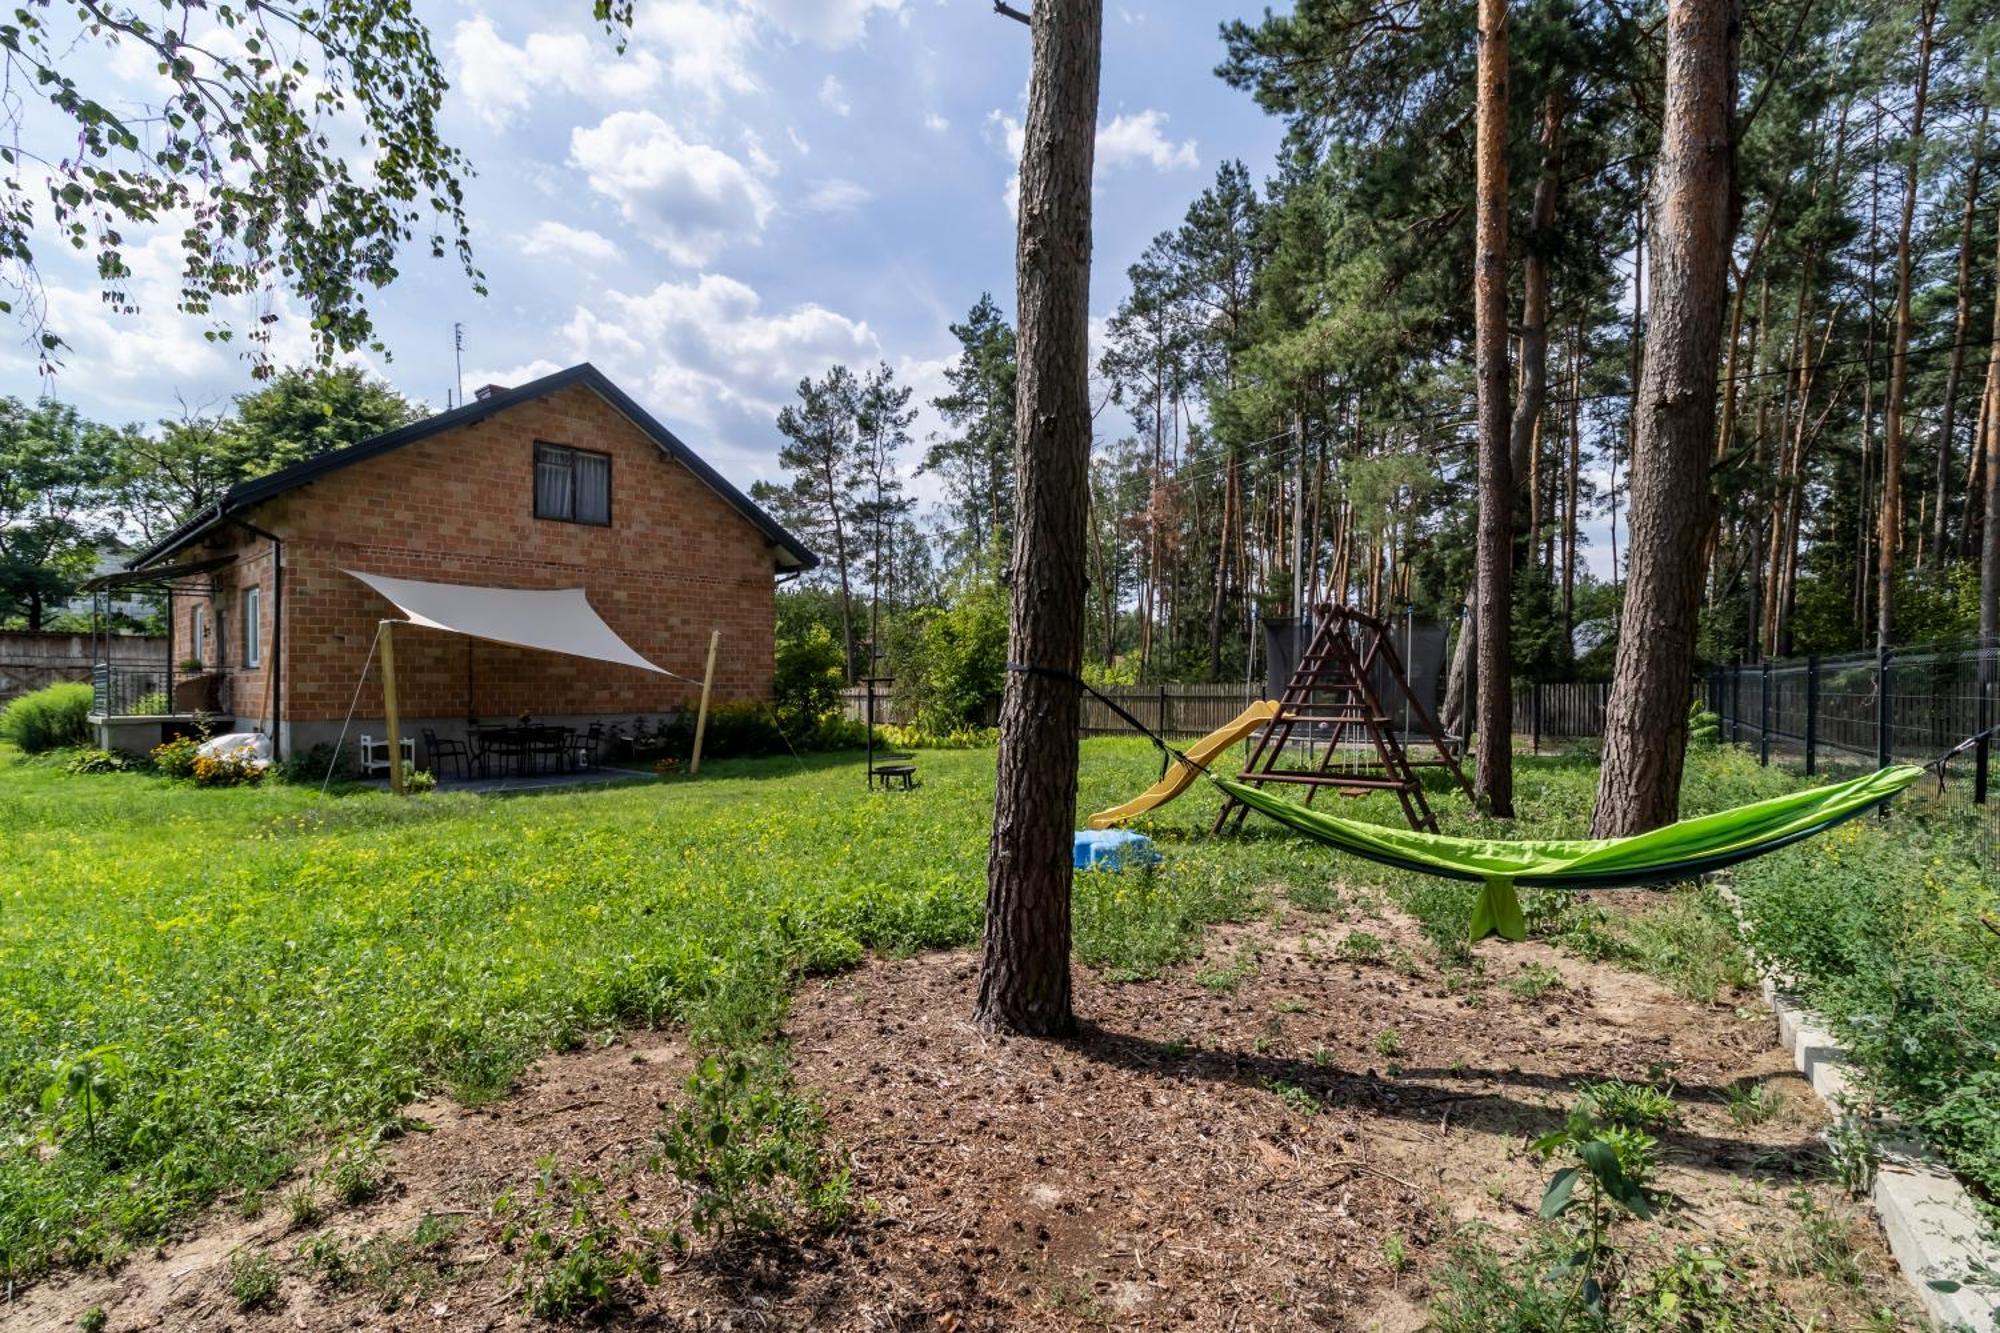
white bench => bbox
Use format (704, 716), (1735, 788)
(358, 734), (416, 777)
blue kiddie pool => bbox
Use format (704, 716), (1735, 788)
(1073, 829), (1161, 871)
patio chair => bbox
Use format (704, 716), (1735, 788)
(422, 728), (471, 780)
(530, 725), (571, 774)
(573, 723), (604, 769)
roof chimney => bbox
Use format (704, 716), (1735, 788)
(473, 382), (508, 401)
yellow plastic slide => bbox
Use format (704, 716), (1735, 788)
(1086, 699), (1280, 830)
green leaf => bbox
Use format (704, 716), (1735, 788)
(1539, 1165), (1580, 1219)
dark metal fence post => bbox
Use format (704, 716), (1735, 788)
(1976, 668), (1991, 806)
(1876, 645), (1893, 769)
(1759, 660), (1771, 766)
(1805, 655), (1819, 777)
(1730, 661), (1743, 744)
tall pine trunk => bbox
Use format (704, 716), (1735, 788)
(1877, 0), (1935, 646)
(975, 0), (1101, 1037)
(1473, 0), (1514, 815)
(1981, 180), (2000, 643)
(1937, 106), (1986, 562)
(1592, 0), (1740, 838)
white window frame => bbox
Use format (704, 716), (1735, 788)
(243, 586), (262, 668)
(190, 606), (206, 665)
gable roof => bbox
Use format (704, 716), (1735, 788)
(128, 363), (818, 572)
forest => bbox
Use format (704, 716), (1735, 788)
(752, 0), (2000, 733)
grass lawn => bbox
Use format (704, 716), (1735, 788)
(2, 731), (1988, 1297)
(0, 739), (1324, 1280)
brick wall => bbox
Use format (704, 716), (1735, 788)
(162, 383), (784, 744)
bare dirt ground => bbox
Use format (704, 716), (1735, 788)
(6, 900), (1922, 1332)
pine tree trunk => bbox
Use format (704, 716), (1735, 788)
(1981, 182), (2000, 642)
(976, 0), (1100, 1037)
(1563, 330), (1581, 645)
(1878, 0), (1934, 646)
(1937, 106), (1986, 562)
(1473, 0), (1514, 816)
(1593, 0), (1740, 838)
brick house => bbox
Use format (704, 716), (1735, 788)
(86, 364), (815, 758)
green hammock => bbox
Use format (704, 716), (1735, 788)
(1211, 764), (1927, 942)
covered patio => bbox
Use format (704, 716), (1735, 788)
(346, 571), (721, 795)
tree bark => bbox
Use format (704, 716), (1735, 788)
(1592, 0), (1740, 838)
(1877, 0), (1936, 646)
(1981, 181), (2000, 642)
(976, 0), (1100, 1037)
(1473, 0), (1514, 816)
(1937, 106), (1986, 563)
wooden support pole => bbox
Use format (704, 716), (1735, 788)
(690, 628), (721, 777)
(380, 619), (405, 796)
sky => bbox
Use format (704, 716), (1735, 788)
(2, 0), (1287, 513)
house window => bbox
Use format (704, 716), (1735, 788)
(190, 606), (206, 666)
(243, 586), (262, 668)
(534, 443), (612, 525)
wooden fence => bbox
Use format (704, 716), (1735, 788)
(0, 632), (166, 705)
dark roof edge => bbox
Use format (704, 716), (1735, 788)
(127, 363), (819, 573)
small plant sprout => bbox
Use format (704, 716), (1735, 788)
(1724, 1080), (1785, 1126)
(1266, 1081), (1320, 1117)
(228, 1249), (281, 1311)
(1373, 1029), (1403, 1057)
(1533, 1106), (1660, 1314)
(1577, 1079), (1678, 1131)
(1337, 930), (1384, 962)
(1505, 962), (1567, 1000)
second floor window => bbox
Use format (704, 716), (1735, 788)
(534, 443), (611, 525)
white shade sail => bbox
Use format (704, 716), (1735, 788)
(345, 569), (674, 676)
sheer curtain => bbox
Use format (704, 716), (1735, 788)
(535, 446), (574, 519)
(574, 452), (610, 524)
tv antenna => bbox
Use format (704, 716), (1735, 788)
(452, 322), (465, 408)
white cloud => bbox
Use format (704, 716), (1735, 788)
(924, 112), (950, 133)
(742, 131), (779, 176)
(1095, 110), (1199, 172)
(786, 126), (812, 156)
(546, 273), (882, 475)
(818, 74), (852, 116)
(803, 179), (872, 213)
(0, 233), (367, 417)
(988, 108), (1199, 217)
(739, 0), (903, 47)
(450, 18), (662, 128)
(569, 112), (775, 266)
(518, 221), (623, 266)
(630, 1), (761, 100)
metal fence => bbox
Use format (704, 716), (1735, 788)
(1706, 638), (1997, 800)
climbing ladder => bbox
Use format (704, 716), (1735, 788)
(1215, 604), (1473, 834)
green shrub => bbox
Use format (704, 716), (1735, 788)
(0, 683), (94, 753)
(1735, 809), (1999, 1210)
(192, 752), (265, 787)
(62, 747), (134, 775)
(274, 742), (353, 785)
(874, 722), (997, 750)
(772, 623), (846, 734)
(149, 734), (201, 778)
(902, 576), (1007, 734)
(660, 1051), (853, 1244)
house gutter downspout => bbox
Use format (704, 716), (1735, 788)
(229, 516), (284, 760)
